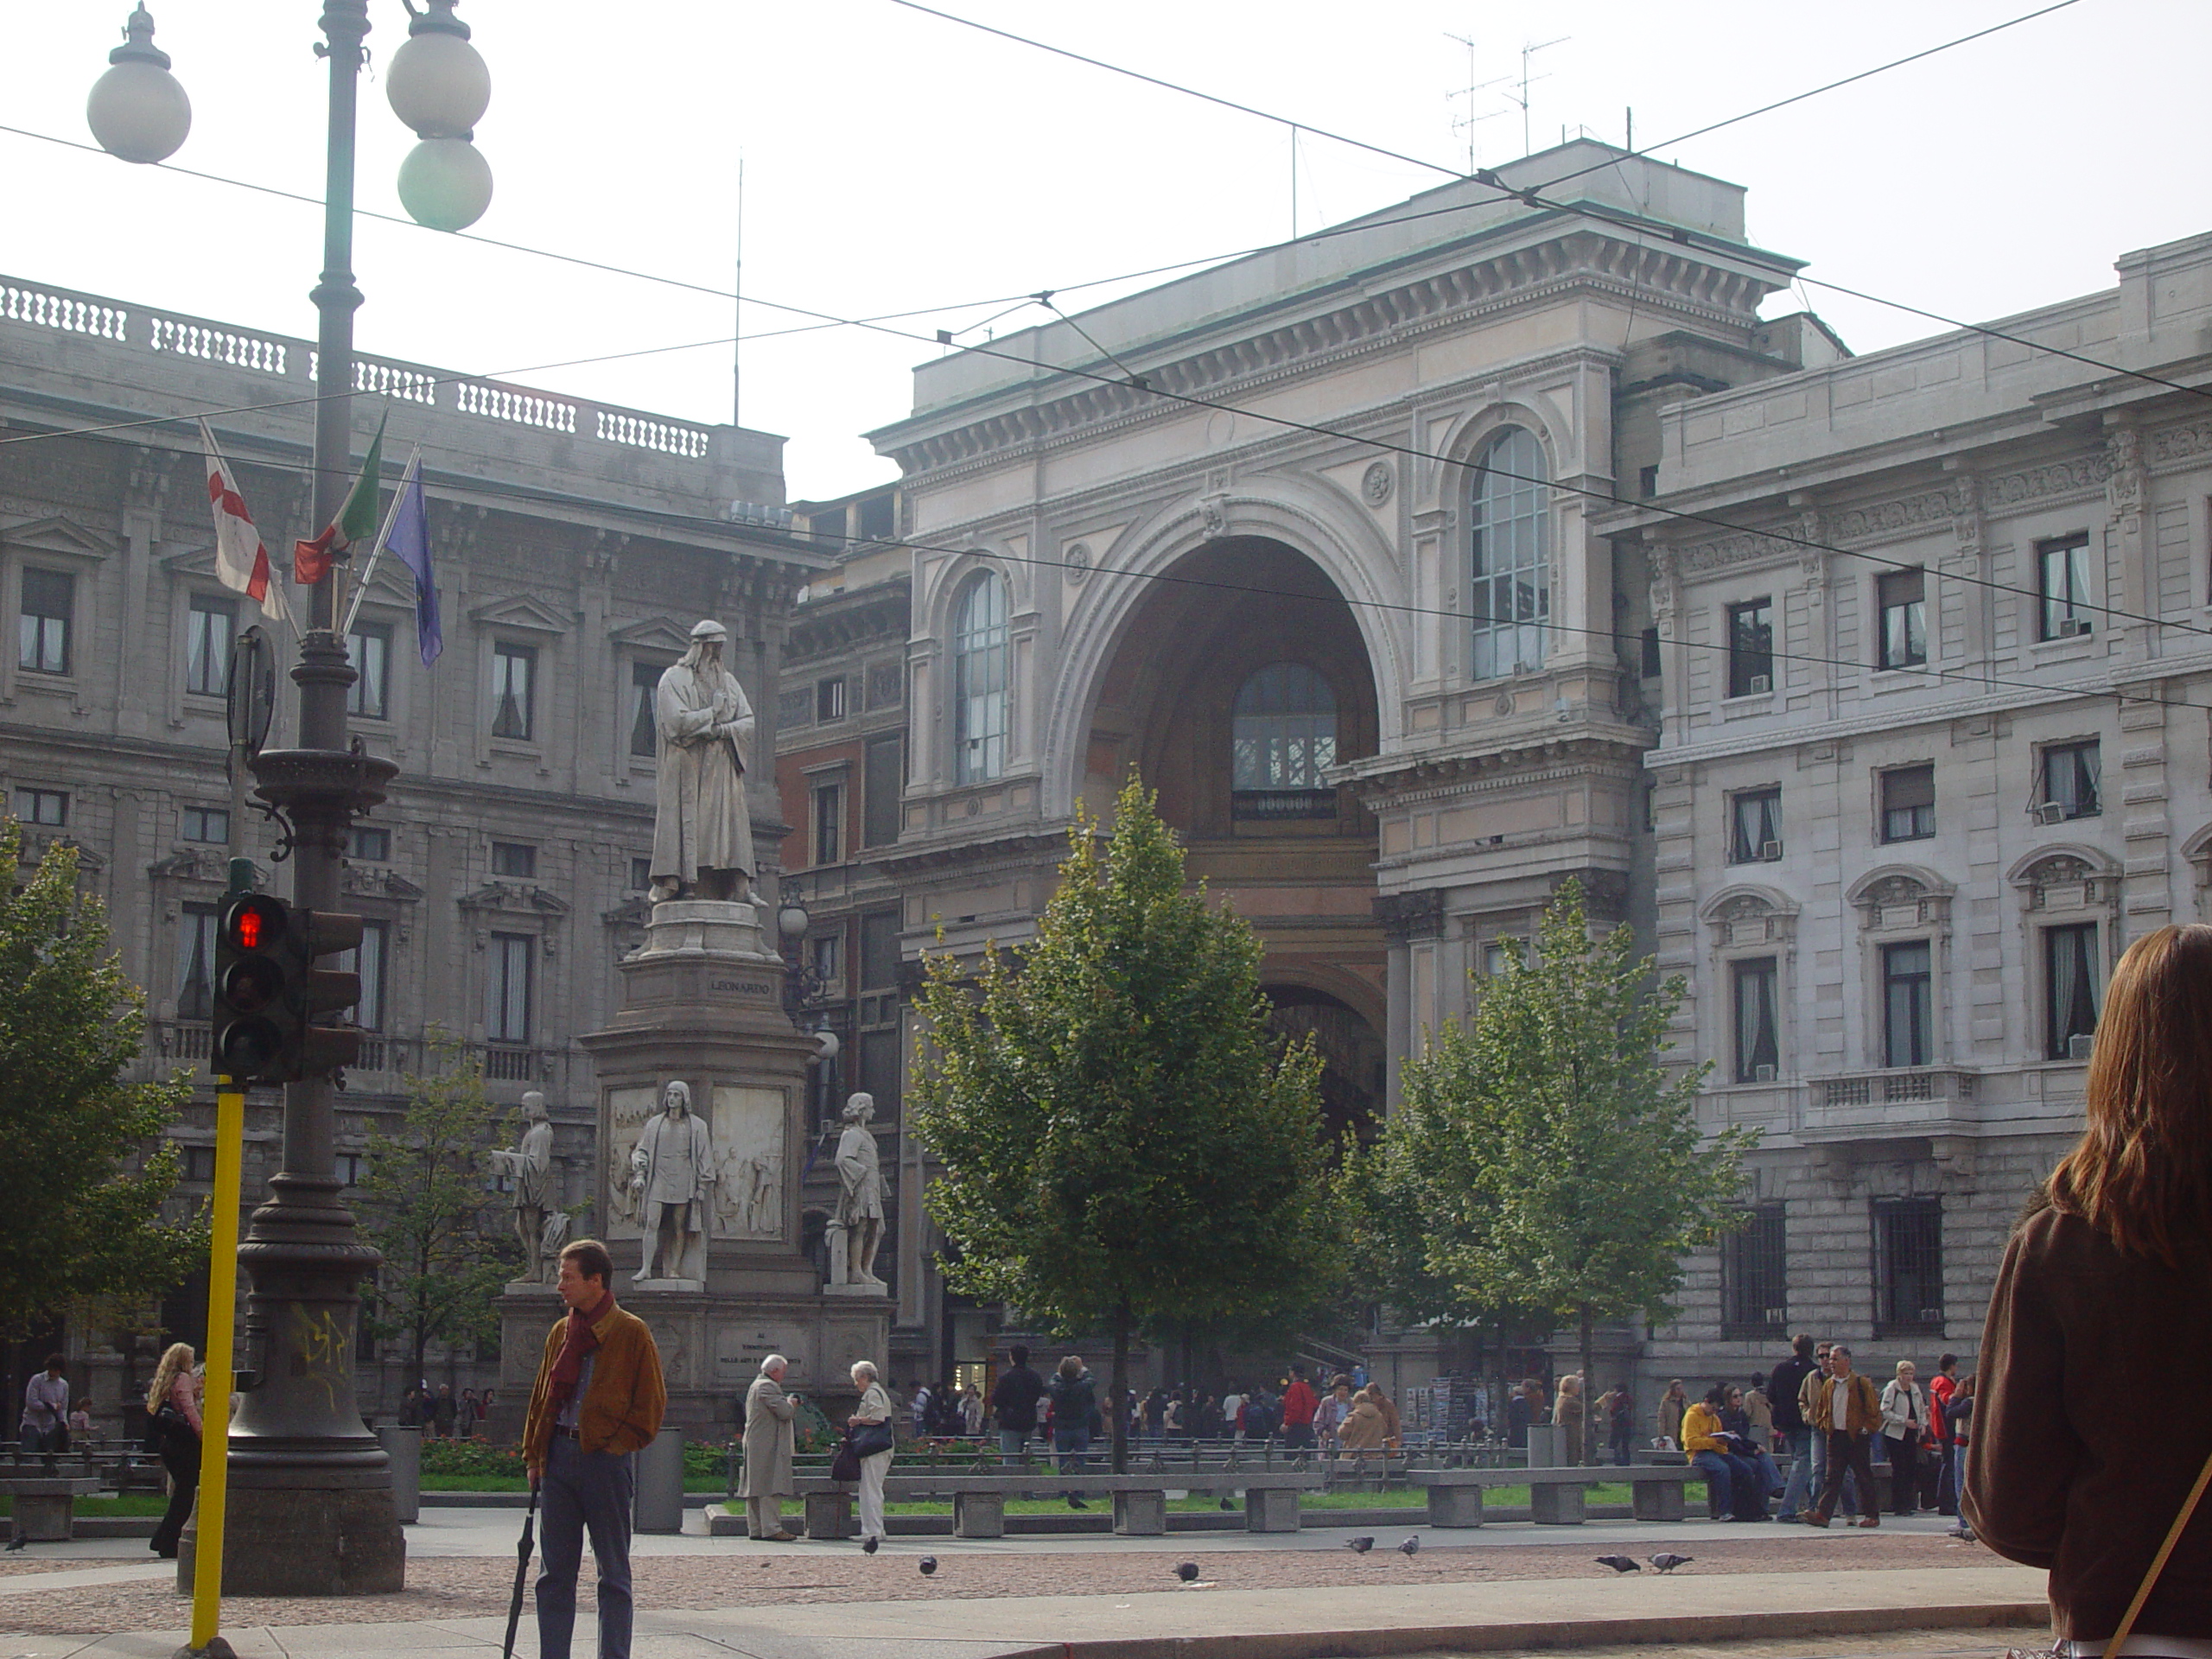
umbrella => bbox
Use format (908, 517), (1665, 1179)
(503, 1480), (541, 1659)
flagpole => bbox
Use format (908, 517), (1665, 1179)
(340, 446), (422, 639)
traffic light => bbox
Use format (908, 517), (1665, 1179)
(213, 893), (290, 1082)
(209, 893), (365, 1083)
(289, 907), (364, 1079)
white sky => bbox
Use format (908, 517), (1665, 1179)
(3, 1), (2205, 504)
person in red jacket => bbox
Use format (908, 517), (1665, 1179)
(1280, 1365), (1319, 1451)
(1927, 1353), (1960, 1516)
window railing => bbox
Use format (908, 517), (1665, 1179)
(138, 1021), (565, 1095)
(1231, 788), (1338, 822)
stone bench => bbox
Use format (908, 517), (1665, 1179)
(1408, 1465), (1704, 1527)
(782, 1469), (1323, 1540)
(0, 1477), (104, 1542)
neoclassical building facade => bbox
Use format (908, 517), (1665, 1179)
(863, 140), (2212, 1395)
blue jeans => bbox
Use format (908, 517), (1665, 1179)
(996, 1427), (1031, 1465)
(537, 1435), (635, 1659)
(1937, 1439), (1961, 1515)
(1054, 1426), (1090, 1489)
(1692, 1449), (1763, 1520)
(1780, 1426), (1814, 1514)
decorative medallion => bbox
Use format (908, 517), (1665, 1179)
(1065, 542), (1091, 585)
(1361, 461), (1394, 505)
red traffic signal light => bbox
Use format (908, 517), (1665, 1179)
(213, 894), (292, 1082)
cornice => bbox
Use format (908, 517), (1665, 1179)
(886, 230), (1778, 484)
(1339, 728), (1648, 804)
(878, 826), (1074, 882)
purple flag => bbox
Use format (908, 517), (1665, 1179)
(384, 454), (442, 666)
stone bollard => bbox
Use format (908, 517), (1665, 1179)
(633, 1425), (686, 1534)
(377, 1424), (421, 1523)
(1524, 1424), (1564, 1469)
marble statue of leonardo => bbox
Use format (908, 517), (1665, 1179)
(650, 619), (755, 904)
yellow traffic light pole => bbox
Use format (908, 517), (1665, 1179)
(187, 1080), (244, 1655)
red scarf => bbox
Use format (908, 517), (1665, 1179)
(548, 1287), (613, 1415)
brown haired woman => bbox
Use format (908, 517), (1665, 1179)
(1969, 924), (2212, 1649)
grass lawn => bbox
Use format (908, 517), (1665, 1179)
(0, 1494), (169, 1517)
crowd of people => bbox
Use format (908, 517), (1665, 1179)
(397, 1382), (492, 1439)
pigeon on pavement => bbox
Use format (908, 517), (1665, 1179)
(861, 1535), (879, 1554)
(1596, 1554), (1641, 1573)
(1175, 1561), (1201, 1582)
(1219, 1497), (1236, 1511)
(4, 1536), (25, 1553)
(1346, 1535), (1375, 1554)
(918, 1556), (938, 1576)
(1649, 1553), (1694, 1574)
(1398, 1535), (1421, 1557)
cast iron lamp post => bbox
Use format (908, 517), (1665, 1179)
(85, 0), (493, 1598)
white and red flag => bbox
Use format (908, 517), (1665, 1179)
(199, 418), (291, 625)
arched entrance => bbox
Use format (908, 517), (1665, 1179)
(1083, 536), (1389, 1146)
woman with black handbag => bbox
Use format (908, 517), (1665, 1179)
(845, 1359), (895, 1548)
(1972, 924), (2212, 1652)
(144, 1343), (201, 1560)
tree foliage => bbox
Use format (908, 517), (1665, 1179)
(912, 779), (1342, 1471)
(0, 823), (201, 1336)
(1350, 879), (1755, 1442)
(358, 1039), (519, 1382)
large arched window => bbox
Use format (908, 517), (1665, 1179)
(1231, 662), (1336, 819)
(1468, 426), (1549, 680)
(951, 571), (1008, 784)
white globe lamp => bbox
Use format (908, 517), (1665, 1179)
(396, 137), (493, 232)
(86, 6), (190, 166)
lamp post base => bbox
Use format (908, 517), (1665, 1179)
(177, 1480), (404, 1597)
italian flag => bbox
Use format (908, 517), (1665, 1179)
(293, 410), (386, 585)
(199, 419), (291, 624)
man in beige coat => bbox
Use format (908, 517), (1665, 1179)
(741, 1355), (798, 1541)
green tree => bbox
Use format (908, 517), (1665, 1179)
(0, 823), (201, 1336)
(1357, 879), (1755, 1455)
(912, 779), (1341, 1472)
(359, 1039), (518, 1387)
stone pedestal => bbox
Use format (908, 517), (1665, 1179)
(1113, 1489), (1166, 1536)
(953, 1491), (1005, 1538)
(499, 900), (888, 1434)
(1244, 1487), (1300, 1532)
(1530, 1482), (1586, 1524)
(804, 1488), (853, 1540)
(1632, 1478), (1687, 1522)
(1426, 1484), (1485, 1528)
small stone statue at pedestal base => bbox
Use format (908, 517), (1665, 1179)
(630, 1080), (714, 1283)
(828, 1094), (887, 1294)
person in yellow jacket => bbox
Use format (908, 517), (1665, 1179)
(1801, 1344), (1885, 1528)
(1681, 1385), (1767, 1520)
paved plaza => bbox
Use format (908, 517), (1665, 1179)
(0, 1510), (2045, 1658)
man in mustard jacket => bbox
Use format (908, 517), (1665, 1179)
(1801, 1344), (1884, 1529)
(524, 1239), (667, 1659)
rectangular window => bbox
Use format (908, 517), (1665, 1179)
(340, 918), (388, 1032)
(181, 805), (229, 844)
(2038, 534), (2093, 639)
(856, 492), (896, 542)
(15, 787), (67, 827)
(812, 782), (843, 865)
(2046, 922), (2100, 1061)
(18, 568), (72, 676)
(809, 932), (841, 982)
(1880, 765), (1936, 842)
(183, 1146), (218, 1183)
(178, 902), (218, 1020)
(2039, 740), (2101, 820)
(1640, 626), (1662, 679)
(1727, 598), (1774, 697)
(859, 909), (901, 991)
(491, 642), (536, 741)
(1874, 1197), (1944, 1337)
(334, 1153), (366, 1186)
(1882, 939), (1934, 1069)
(349, 824), (391, 862)
(491, 841), (537, 879)
(486, 931), (533, 1044)
(1728, 787), (1783, 863)
(346, 621), (392, 720)
(810, 507), (845, 544)
(1720, 1205), (1788, 1338)
(185, 594), (237, 698)
(630, 855), (652, 891)
(863, 734), (904, 849)
(816, 677), (847, 722)
(1481, 940), (1522, 979)
(1732, 957), (1780, 1083)
(629, 659), (663, 757)
(1877, 569), (1927, 669)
